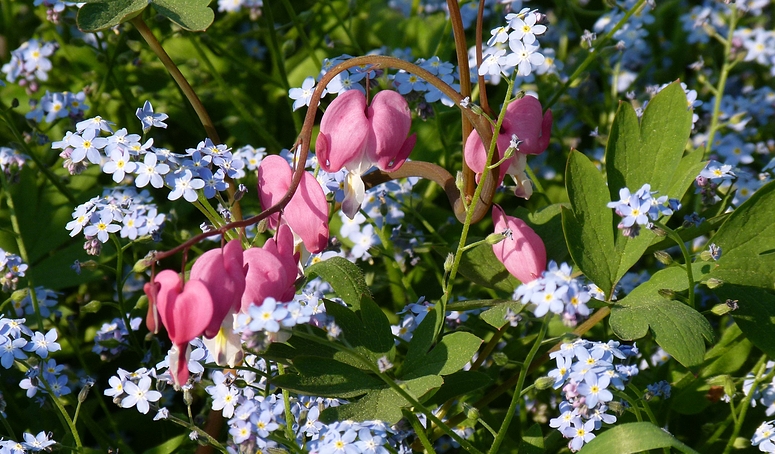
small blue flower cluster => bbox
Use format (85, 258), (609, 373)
(26, 90), (89, 124)
(12, 287), (59, 319)
(0, 430), (56, 452)
(1, 39), (57, 90)
(92, 315), (142, 361)
(65, 187), (167, 254)
(103, 367), (162, 415)
(216, 0), (263, 16)
(477, 8), (549, 82)
(0, 320), (68, 401)
(513, 261), (596, 326)
(0, 147), (29, 181)
(547, 339), (640, 452)
(0, 249), (27, 292)
(392, 297), (480, 343)
(607, 184), (680, 238)
(392, 56), (461, 109)
(695, 159), (737, 205)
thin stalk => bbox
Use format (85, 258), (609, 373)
(653, 221), (695, 309)
(130, 16), (220, 143)
(162, 410), (229, 454)
(488, 314), (549, 454)
(279, 0), (321, 68)
(110, 235), (143, 353)
(35, 372), (82, 449)
(704, 5), (738, 159)
(276, 363), (297, 443)
(545, 0), (648, 110)
(408, 411), (436, 453)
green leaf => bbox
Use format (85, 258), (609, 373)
(308, 257), (372, 310)
(515, 203), (569, 263)
(152, 0), (214, 31)
(403, 331), (482, 379)
(610, 264), (715, 368)
(323, 299), (395, 369)
(715, 285), (775, 357)
(606, 81), (694, 200)
(562, 150), (617, 295)
(518, 424), (545, 454)
(271, 356), (384, 398)
(604, 82), (696, 286)
(142, 434), (187, 454)
(480, 301), (524, 329)
(402, 304), (440, 376)
(77, 0), (214, 32)
(580, 422), (699, 454)
(76, 0), (147, 32)
(320, 375), (443, 424)
(709, 180), (775, 289)
(424, 370), (493, 406)
(456, 243), (521, 292)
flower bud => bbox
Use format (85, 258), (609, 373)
(705, 278), (723, 289)
(485, 231), (509, 245)
(535, 376), (556, 390)
(653, 251), (672, 266)
(78, 379), (94, 403)
(11, 288), (28, 303)
(81, 300), (102, 313)
(491, 352), (509, 366)
(443, 253), (454, 272)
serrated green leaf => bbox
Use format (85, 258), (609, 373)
(518, 424), (545, 454)
(425, 370), (493, 406)
(76, 0), (147, 32)
(152, 0), (214, 31)
(562, 150), (617, 296)
(609, 264), (715, 368)
(480, 301), (524, 329)
(456, 242), (521, 292)
(320, 375), (443, 424)
(308, 257), (371, 310)
(271, 356), (384, 398)
(580, 422), (699, 454)
(404, 331), (482, 379)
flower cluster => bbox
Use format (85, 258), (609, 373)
(0, 249), (27, 292)
(104, 367), (162, 414)
(0, 319), (68, 400)
(753, 420), (775, 453)
(0, 431), (56, 452)
(26, 90), (89, 124)
(1, 39), (57, 89)
(0, 147), (29, 181)
(478, 8), (548, 80)
(513, 261), (594, 325)
(65, 186), (166, 254)
(695, 159), (737, 205)
(12, 287), (59, 319)
(607, 184), (680, 238)
(548, 339), (640, 452)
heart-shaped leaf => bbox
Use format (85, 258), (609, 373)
(77, 0), (214, 32)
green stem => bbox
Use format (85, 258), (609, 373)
(722, 355), (768, 454)
(545, 0), (648, 110)
(110, 235), (143, 353)
(35, 371), (83, 449)
(279, 0), (321, 68)
(653, 221), (695, 309)
(443, 77), (516, 332)
(488, 314), (549, 454)
(408, 411), (436, 453)
(276, 363), (297, 444)
(130, 16), (220, 143)
(163, 410), (229, 454)
(704, 5), (738, 159)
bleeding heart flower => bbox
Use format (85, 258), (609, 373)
(315, 89), (416, 218)
(492, 204), (546, 283)
(258, 155), (329, 253)
(465, 95), (552, 198)
(242, 224), (298, 313)
(144, 270), (214, 386)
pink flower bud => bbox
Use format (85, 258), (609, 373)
(491, 205), (546, 283)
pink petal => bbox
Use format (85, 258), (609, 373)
(154, 273), (214, 347)
(502, 96), (552, 155)
(148, 270), (182, 339)
(316, 90), (370, 172)
(367, 90), (414, 170)
(190, 240), (247, 338)
(491, 205), (546, 283)
(463, 128), (513, 184)
(257, 155), (291, 229)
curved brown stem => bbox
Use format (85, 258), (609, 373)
(446, 0), (476, 201)
(475, 0), (493, 117)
